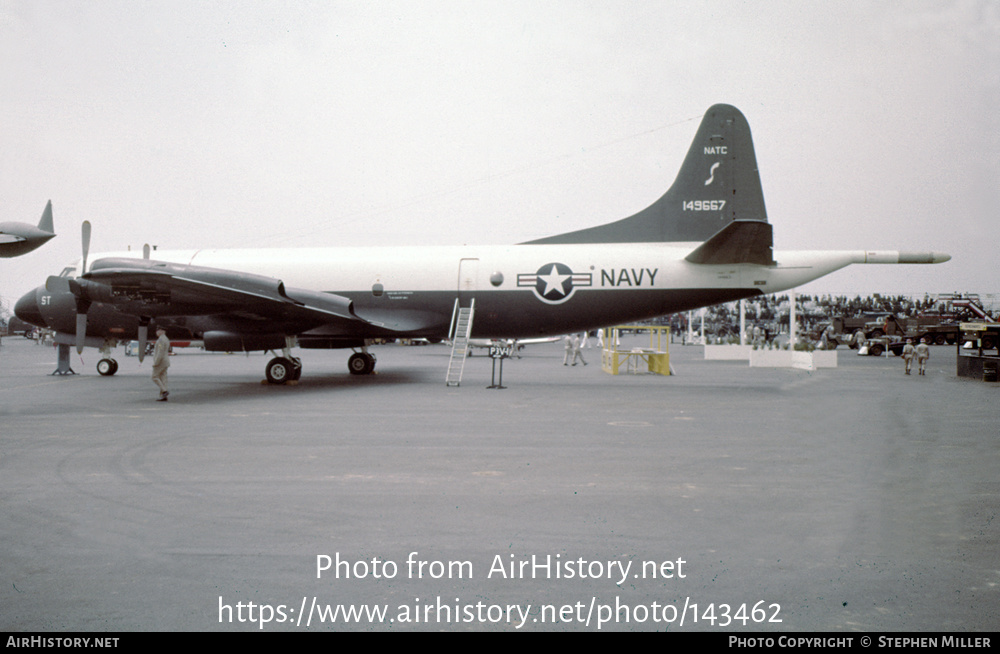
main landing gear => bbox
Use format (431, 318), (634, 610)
(348, 342), (377, 375)
(265, 336), (304, 385)
(348, 351), (376, 375)
(264, 351), (377, 383)
(263, 340), (378, 384)
(265, 356), (303, 384)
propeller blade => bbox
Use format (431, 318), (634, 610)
(75, 312), (88, 355)
(137, 323), (148, 363)
(81, 220), (91, 274)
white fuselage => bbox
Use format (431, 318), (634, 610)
(79, 244), (882, 296)
(65, 243), (907, 338)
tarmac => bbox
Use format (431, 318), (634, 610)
(0, 335), (997, 632)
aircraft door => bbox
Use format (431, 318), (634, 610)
(457, 258), (479, 307)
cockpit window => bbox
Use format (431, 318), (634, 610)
(59, 266), (76, 278)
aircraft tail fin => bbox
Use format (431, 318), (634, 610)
(525, 104), (769, 245)
(38, 200), (54, 234)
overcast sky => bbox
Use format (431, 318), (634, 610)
(2, 1), (998, 314)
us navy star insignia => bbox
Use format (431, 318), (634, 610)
(517, 263), (592, 305)
(539, 264), (571, 297)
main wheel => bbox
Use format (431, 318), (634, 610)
(97, 358), (118, 376)
(265, 357), (295, 384)
(348, 352), (376, 375)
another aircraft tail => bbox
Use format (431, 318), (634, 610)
(525, 104), (770, 257)
(38, 200), (54, 234)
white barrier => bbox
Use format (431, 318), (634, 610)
(703, 344), (753, 360)
(748, 349), (838, 370)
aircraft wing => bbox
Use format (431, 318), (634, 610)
(75, 257), (368, 333)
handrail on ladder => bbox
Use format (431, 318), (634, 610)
(448, 297), (476, 341)
(445, 298), (476, 387)
(448, 298), (459, 341)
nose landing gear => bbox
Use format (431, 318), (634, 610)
(97, 358), (119, 376)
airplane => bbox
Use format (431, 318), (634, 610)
(14, 104), (950, 384)
(0, 201), (55, 257)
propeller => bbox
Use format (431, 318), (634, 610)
(75, 310), (89, 354)
(137, 318), (150, 363)
(74, 221), (92, 354)
(81, 220), (91, 274)
(55, 224), (157, 358)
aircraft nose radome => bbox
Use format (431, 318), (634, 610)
(14, 289), (45, 327)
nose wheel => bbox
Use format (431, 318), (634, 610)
(96, 358), (119, 376)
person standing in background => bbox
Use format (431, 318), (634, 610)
(152, 328), (170, 401)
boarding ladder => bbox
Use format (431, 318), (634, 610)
(446, 300), (475, 386)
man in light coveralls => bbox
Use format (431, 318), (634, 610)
(915, 337), (931, 376)
(152, 327), (170, 401)
(901, 338), (915, 375)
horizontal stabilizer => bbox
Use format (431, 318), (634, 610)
(685, 220), (774, 266)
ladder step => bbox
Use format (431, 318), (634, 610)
(446, 305), (475, 386)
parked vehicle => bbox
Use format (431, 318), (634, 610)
(864, 314), (959, 345)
